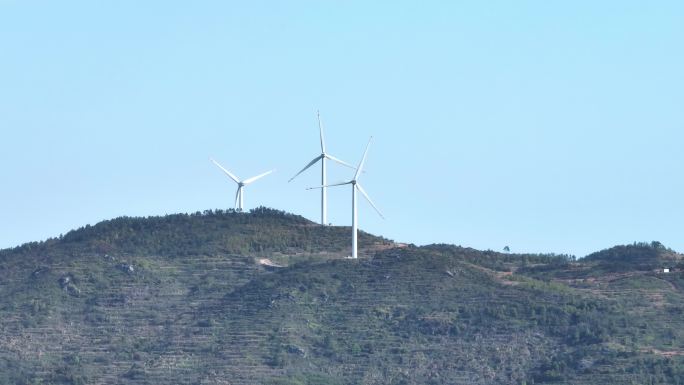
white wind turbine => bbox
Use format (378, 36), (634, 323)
(289, 111), (356, 225)
(308, 137), (383, 259)
(210, 158), (274, 212)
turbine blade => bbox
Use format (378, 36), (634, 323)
(325, 154), (356, 170)
(318, 110), (326, 153)
(354, 137), (373, 181)
(210, 158), (240, 184)
(234, 187), (240, 209)
(356, 183), (384, 219)
(306, 181), (352, 190)
(288, 155), (323, 182)
(242, 169), (274, 185)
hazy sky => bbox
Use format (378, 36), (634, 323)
(1, 1), (682, 257)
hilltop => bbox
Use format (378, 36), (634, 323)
(1, 209), (683, 385)
(5, 207), (392, 261)
(584, 242), (683, 270)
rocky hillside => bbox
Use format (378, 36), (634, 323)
(1, 208), (683, 385)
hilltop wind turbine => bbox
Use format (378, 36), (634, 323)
(308, 137), (383, 259)
(289, 111), (355, 225)
(210, 158), (274, 212)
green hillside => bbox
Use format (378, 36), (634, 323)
(1, 209), (683, 384)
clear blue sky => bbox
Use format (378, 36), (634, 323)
(1, 1), (682, 257)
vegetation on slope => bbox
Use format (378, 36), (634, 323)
(1, 209), (683, 385)
(584, 241), (683, 271)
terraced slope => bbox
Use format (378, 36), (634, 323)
(1, 209), (683, 384)
(0, 208), (391, 384)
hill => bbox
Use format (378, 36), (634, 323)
(1, 208), (683, 385)
(584, 242), (683, 271)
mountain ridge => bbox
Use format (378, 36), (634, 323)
(1, 208), (683, 385)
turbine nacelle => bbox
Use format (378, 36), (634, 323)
(307, 137), (384, 259)
(210, 157), (274, 211)
(288, 111), (356, 225)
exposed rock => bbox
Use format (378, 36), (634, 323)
(118, 264), (135, 274)
(58, 275), (81, 296)
(31, 267), (48, 278)
(578, 357), (595, 371)
(287, 344), (307, 357)
(258, 258), (284, 268)
(58, 275), (71, 288)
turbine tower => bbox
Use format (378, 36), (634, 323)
(308, 137), (383, 258)
(289, 111), (355, 225)
(210, 158), (274, 212)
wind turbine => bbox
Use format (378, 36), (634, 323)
(210, 158), (274, 212)
(308, 137), (383, 259)
(289, 111), (355, 225)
